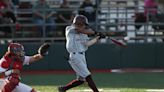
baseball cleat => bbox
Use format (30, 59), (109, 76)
(58, 86), (66, 92)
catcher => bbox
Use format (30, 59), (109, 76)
(0, 42), (50, 92)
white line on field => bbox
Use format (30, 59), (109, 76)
(68, 89), (120, 92)
(147, 89), (164, 92)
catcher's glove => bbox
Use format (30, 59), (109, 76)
(38, 43), (50, 56)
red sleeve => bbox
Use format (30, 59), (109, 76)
(1, 61), (9, 69)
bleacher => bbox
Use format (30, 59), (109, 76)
(1, 0), (164, 43)
(13, 0), (85, 38)
(99, 0), (164, 43)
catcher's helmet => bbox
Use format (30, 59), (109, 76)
(73, 15), (89, 25)
(8, 43), (25, 57)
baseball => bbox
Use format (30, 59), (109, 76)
(124, 36), (130, 41)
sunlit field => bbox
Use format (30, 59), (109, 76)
(22, 72), (164, 92)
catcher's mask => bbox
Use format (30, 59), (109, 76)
(8, 43), (25, 58)
(73, 15), (89, 26)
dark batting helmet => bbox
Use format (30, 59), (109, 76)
(8, 43), (25, 57)
(73, 15), (89, 25)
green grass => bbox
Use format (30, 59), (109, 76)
(21, 72), (164, 92)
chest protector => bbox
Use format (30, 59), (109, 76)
(1, 53), (23, 78)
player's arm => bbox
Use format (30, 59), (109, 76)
(46, 12), (55, 19)
(28, 43), (50, 64)
(76, 27), (96, 35)
(28, 54), (43, 64)
(76, 27), (106, 38)
(85, 36), (100, 47)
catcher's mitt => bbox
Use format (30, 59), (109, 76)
(38, 43), (50, 56)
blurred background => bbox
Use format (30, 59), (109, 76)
(1, 0), (164, 71)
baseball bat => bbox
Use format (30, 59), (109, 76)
(102, 31), (127, 47)
(87, 26), (127, 47)
(108, 37), (127, 47)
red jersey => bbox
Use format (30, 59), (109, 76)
(0, 53), (31, 78)
(2, 54), (23, 70)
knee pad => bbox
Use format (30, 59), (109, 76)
(9, 77), (19, 85)
(2, 78), (19, 92)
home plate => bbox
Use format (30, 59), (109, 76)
(68, 89), (120, 92)
(147, 89), (164, 92)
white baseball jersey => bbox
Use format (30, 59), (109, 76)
(0, 56), (33, 92)
(65, 25), (91, 79)
(65, 25), (89, 53)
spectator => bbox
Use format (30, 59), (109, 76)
(144, 0), (158, 22)
(7, 0), (15, 9)
(33, 0), (56, 36)
(134, 12), (147, 30)
(0, 0), (9, 18)
(134, 0), (158, 30)
(11, 0), (19, 6)
(78, 0), (97, 27)
(0, 0), (16, 37)
(56, 0), (74, 36)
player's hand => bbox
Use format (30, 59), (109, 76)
(95, 32), (106, 39)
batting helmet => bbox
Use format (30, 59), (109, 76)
(8, 43), (25, 57)
(73, 15), (89, 25)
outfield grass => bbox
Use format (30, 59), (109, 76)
(21, 72), (164, 92)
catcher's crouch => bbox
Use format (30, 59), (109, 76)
(0, 43), (50, 92)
